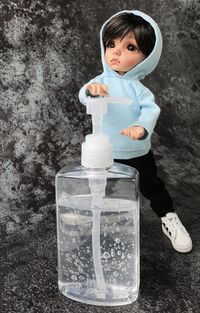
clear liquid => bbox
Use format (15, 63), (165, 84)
(57, 195), (139, 305)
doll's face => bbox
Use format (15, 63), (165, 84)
(104, 32), (145, 75)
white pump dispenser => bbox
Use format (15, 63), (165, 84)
(81, 96), (132, 169)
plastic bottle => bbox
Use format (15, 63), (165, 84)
(55, 97), (140, 306)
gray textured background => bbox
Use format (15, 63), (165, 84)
(0, 0), (200, 312)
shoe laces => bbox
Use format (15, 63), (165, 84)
(164, 213), (188, 235)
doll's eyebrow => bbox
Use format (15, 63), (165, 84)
(121, 34), (138, 45)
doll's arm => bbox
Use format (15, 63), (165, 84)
(129, 84), (160, 139)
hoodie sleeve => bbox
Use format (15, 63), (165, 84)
(130, 83), (160, 138)
(78, 74), (104, 105)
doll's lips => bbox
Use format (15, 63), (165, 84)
(110, 59), (120, 64)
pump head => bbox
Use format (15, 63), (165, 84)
(81, 96), (132, 169)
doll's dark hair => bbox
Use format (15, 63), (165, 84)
(102, 13), (156, 57)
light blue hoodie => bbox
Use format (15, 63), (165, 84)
(79, 10), (163, 159)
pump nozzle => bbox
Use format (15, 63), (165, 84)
(86, 96), (132, 136)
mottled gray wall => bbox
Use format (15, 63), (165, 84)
(0, 0), (199, 231)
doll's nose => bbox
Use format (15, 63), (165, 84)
(113, 48), (121, 56)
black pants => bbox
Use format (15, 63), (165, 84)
(115, 150), (174, 218)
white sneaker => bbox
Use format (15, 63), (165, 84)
(161, 212), (192, 253)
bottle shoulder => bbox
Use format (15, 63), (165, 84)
(56, 162), (138, 179)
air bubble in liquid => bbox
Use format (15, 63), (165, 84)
(111, 249), (116, 257)
(78, 267), (84, 273)
(103, 252), (110, 259)
(115, 238), (120, 244)
(121, 253), (126, 260)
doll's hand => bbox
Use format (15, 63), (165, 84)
(120, 126), (145, 140)
(85, 83), (109, 97)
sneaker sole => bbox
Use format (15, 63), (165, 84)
(162, 225), (192, 253)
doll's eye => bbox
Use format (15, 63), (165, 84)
(127, 44), (137, 51)
(106, 41), (115, 48)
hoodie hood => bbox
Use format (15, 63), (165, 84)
(100, 10), (163, 80)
